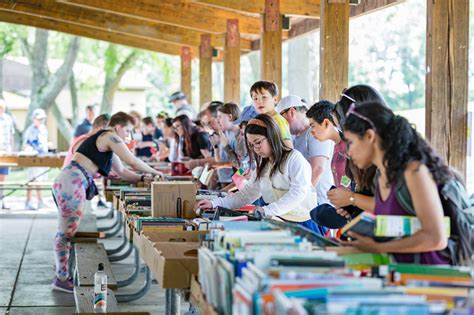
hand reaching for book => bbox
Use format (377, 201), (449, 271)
(195, 199), (213, 213)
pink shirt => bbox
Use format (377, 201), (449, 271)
(63, 134), (90, 168)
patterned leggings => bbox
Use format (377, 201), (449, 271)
(52, 164), (88, 281)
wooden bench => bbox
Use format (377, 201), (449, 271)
(74, 243), (117, 290)
(74, 287), (150, 315)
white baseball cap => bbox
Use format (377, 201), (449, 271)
(276, 95), (308, 114)
(32, 108), (47, 120)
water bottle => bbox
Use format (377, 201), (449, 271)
(93, 263), (107, 313)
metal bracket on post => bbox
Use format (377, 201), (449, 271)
(106, 220), (128, 255)
(98, 210), (121, 232)
(115, 264), (152, 303)
(117, 246), (141, 288)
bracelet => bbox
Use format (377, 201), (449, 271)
(349, 192), (355, 205)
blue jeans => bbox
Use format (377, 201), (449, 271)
(297, 219), (328, 236)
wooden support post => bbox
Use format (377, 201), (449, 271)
(260, 0), (282, 92)
(181, 47), (192, 104)
(426, 0), (468, 179)
(224, 19), (241, 103)
(199, 34), (212, 109)
(319, 0), (350, 102)
(199, 34), (213, 109)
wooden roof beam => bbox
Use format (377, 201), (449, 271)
(0, 10), (193, 56)
(0, 0), (252, 51)
(189, 0), (321, 18)
(59, 0), (261, 35)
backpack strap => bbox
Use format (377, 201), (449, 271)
(394, 175), (416, 215)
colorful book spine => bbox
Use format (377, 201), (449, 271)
(375, 215), (451, 237)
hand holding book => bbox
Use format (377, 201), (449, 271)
(340, 231), (383, 253)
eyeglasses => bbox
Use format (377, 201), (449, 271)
(248, 138), (267, 150)
(345, 103), (377, 132)
(172, 124), (182, 130)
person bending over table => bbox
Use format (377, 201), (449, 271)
(195, 114), (325, 235)
(51, 111), (162, 293)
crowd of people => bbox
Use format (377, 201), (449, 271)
(12, 80), (463, 292)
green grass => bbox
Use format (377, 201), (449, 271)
(3, 168), (61, 198)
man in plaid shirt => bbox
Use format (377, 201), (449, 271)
(0, 99), (15, 209)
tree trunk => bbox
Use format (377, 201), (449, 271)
(69, 72), (79, 125)
(51, 101), (73, 145)
(100, 50), (139, 114)
(23, 32), (80, 130)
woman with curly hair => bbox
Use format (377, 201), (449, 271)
(342, 101), (456, 264)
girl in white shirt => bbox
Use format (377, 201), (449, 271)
(195, 114), (326, 235)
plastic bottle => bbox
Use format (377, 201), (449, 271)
(93, 263), (107, 313)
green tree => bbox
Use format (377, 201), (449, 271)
(19, 29), (80, 141)
(100, 44), (140, 114)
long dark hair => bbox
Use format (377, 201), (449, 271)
(334, 84), (387, 128)
(245, 114), (291, 180)
(343, 101), (455, 187)
(173, 115), (195, 157)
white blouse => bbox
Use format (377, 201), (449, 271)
(211, 149), (317, 222)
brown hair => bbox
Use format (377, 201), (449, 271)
(250, 80), (279, 98)
(245, 114), (291, 180)
(92, 114), (110, 129)
(218, 102), (241, 121)
(142, 116), (155, 127)
(109, 112), (135, 127)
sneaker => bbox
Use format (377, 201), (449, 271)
(25, 201), (37, 210)
(37, 201), (46, 209)
(51, 276), (74, 293)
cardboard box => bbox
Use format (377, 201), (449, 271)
(144, 230), (208, 243)
(151, 181), (196, 219)
(190, 275), (218, 315)
(139, 230), (202, 289)
(151, 242), (199, 289)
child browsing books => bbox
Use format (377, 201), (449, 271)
(195, 114), (325, 235)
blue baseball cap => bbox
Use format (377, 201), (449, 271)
(234, 105), (258, 125)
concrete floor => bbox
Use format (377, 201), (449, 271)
(0, 196), (190, 315)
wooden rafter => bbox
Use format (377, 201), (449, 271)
(0, 10), (193, 56)
(0, 0), (252, 51)
(59, 0), (261, 35)
(189, 0), (320, 18)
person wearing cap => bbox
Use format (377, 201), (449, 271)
(276, 95), (335, 206)
(23, 108), (49, 210)
(0, 99), (15, 210)
(73, 104), (96, 140)
(169, 91), (197, 120)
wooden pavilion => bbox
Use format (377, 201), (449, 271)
(0, 0), (469, 178)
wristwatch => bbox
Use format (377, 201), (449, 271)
(349, 193), (355, 205)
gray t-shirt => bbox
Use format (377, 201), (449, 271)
(293, 128), (334, 205)
(217, 130), (237, 184)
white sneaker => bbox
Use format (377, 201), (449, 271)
(25, 201), (37, 210)
(38, 201), (46, 209)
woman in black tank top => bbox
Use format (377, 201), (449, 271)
(51, 112), (162, 293)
